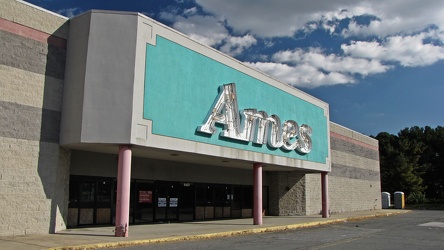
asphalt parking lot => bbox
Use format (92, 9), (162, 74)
(120, 210), (444, 250)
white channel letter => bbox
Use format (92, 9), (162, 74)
(197, 83), (247, 141)
(266, 115), (284, 148)
(197, 84), (229, 134)
(296, 124), (312, 153)
(238, 109), (257, 141)
(219, 83), (245, 140)
(252, 111), (270, 145)
(282, 120), (299, 151)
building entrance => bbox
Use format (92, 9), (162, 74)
(154, 181), (179, 222)
(68, 176), (114, 226)
(68, 176), (268, 228)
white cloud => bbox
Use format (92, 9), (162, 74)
(195, 0), (341, 37)
(183, 7), (198, 16)
(161, 0), (444, 88)
(56, 7), (81, 18)
(245, 62), (355, 88)
(342, 33), (444, 67)
(195, 0), (444, 39)
(161, 11), (258, 54)
(171, 15), (229, 47)
(247, 47), (390, 88)
(158, 11), (177, 22)
(273, 48), (390, 75)
(220, 34), (257, 56)
(428, 29), (444, 42)
(340, 0), (444, 38)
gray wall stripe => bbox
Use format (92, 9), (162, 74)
(0, 29), (66, 79)
(0, 101), (60, 143)
(330, 163), (381, 181)
(330, 137), (379, 161)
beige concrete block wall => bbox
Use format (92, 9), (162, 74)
(268, 171), (306, 216)
(305, 173), (322, 215)
(306, 122), (381, 215)
(0, 0), (68, 39)
(0, 0), (70, 236)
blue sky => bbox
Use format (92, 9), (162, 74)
(24, 0), (444, 136)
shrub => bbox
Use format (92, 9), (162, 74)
(407, 192), (428, 204)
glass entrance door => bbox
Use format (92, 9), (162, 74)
(179, 182), (195, 221)
(154, 181), (179, 222)
(69, 177), (114, 227)
(78, 181), (95, 225)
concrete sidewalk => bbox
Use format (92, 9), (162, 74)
(0, 209), (410, 250)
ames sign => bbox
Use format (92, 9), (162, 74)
(198, 83), (313, 154)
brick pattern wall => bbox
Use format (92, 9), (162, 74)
(306, 123), (381, 215)
(0, 0), (70, 236)
(269, 172), (306, 216)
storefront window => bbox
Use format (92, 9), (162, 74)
(80, 182), (95, 203)
(68, 175), (267, 227)
(205, 186), (214, 205)
(232, 186), (242, 210)
(214, 186), (229, 206)
(196, 185), (205, 206)
(242, 186), (253, 209)
(97, 181), (112, 203)
(69, 179), (79, 207)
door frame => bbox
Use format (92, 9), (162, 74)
(153, 181), (180, 222)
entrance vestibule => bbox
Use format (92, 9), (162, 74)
(68, 176), (268, 228)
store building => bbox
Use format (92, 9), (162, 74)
(0, 0), (382, 237)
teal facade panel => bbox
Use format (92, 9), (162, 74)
(144, 36), (328, 164)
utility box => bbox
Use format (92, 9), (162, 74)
(381, 192), (391, 209)
(394, 191), (405, 209)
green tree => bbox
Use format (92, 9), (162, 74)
(376, 132), (398, 194)
(375, 126), (444, 200)
(375, 130), (425, 196)
(421, 126), (444, 198)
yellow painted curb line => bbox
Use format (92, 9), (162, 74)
(48, 210), (411, 250)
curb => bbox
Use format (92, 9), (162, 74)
(48, 210), (411, 250)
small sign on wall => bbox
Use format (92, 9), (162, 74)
(158, 197), (167, 207)
(139, 190), (152, 203)
(169, 198), (178, 207)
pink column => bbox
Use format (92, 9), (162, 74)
(321, 172), (330, 218)
(115, 145), (132, 237)
(253, 163), (263, 225)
